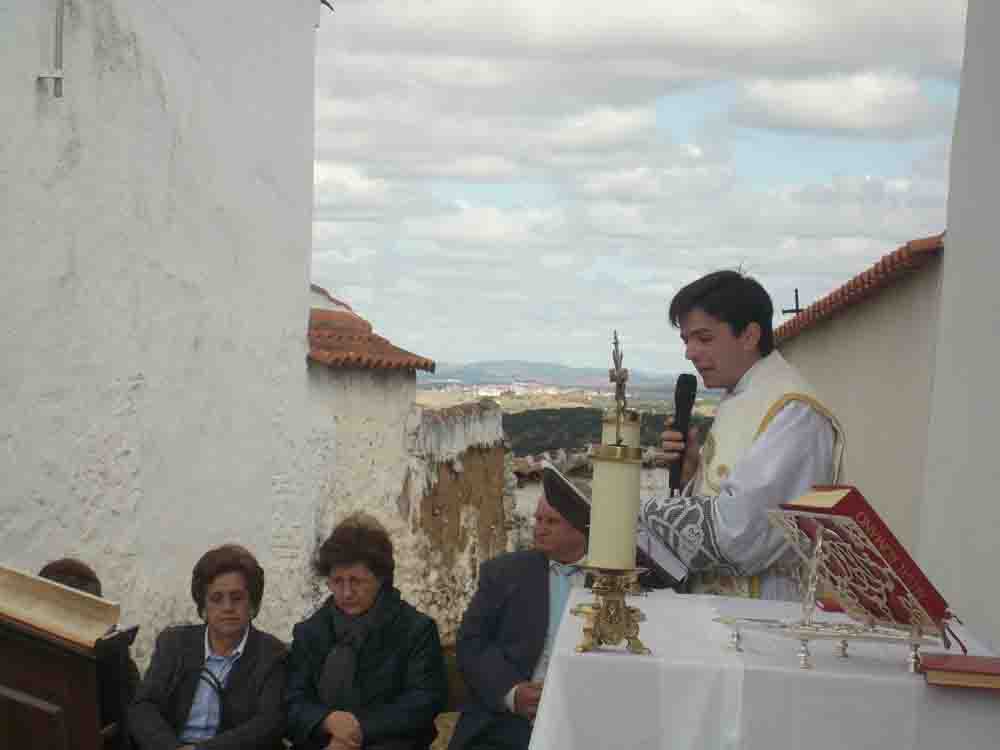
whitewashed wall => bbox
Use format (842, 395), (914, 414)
(920, 0), (1000, 648)
(308, 367), (419, 543)
(306, 368), (507, 641)
(780, 262), (941, 553)
(0, 0), (326, 660)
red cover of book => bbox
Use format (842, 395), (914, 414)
(920, 654), (1000, 689)
(779, 485), (950, 632)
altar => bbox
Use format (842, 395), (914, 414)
(529, 590), (997, 750)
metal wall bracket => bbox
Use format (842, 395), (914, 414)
(38, 0), (66, 97)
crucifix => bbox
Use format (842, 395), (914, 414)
(609, 331), (629, 445)
(782, 288), (804, 316)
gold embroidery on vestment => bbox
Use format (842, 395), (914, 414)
(755, 393), (838, 439)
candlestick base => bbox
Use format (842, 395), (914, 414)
(571, 566), (651, 655)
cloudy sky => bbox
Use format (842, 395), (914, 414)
(311, 1), (967, 374)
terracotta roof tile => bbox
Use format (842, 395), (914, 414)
(308, 307), (435, 373)
(775, 233), (944, 346)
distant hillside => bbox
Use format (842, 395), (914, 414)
(420, 360), (676, 390)
(503, 408), (713, 457)
(504, 408), (602, 456)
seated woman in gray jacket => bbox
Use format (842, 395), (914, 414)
(129, 544), (287, 750)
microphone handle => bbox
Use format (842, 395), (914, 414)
(668, 408), (694, 492)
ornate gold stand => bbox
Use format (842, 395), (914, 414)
(713, 510), (942, 671)
(571, 566), (651, 655)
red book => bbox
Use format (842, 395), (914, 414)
(780, 485), (950, 632)
(920, 654), (1000, 690)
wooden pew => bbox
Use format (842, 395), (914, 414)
(0, 616), (137, 750)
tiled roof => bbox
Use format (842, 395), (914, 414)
(775, 233), (944, 345)
(308, 307), (436, 373)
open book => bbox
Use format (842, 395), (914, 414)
(635, 521), (688, 587)
(0, 564), (120, 650)
(777, 486), (950, 633)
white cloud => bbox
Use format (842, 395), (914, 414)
(732, 73), (950, 137)
(539, 254), (576, 269)
(404, 204), (567, 247)
(547, 108), (657, 150)
(580, 167), (660, 200)
(310, 1), (965, 371)
(315, 162), (390, 204)
(320, 2), (965, 79)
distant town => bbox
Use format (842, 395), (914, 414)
(417, 360), (719, 421)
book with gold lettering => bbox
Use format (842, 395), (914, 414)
(778, 486), (951, 633)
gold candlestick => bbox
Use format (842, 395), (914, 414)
(574, 331), (650, 655)
(572, 565), (651, 655)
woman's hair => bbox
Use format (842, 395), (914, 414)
(668, 270), (775, 356)
(313, 513), (395, 587)
(190, 544), (265, 618)
(39, 558), (102, 597)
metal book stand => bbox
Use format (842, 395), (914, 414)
(713, 509), (942, 671)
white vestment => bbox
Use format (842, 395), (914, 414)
(640, 351), (844, 600)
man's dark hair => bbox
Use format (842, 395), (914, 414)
(39, 558), (102, 597)
(313, 513), (395, 588)
(668, 270), (774, 356)
(190, 544), (265, 618)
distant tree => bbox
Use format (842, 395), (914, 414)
(640, 413), (713, 448)
(503, 408), (601, 456)
(503, 408), (713, 457)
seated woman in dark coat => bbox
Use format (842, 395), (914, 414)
(287, 514), (447, 750)
(129, 544), (287, 750)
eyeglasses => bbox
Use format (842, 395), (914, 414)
(328, 574), (377, 591)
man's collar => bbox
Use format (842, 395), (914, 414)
(549, 555), (586, 571)
(728, 352), (769, 396)
(204, 624), (250, 659)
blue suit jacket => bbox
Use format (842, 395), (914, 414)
(448, 550), (549, 750)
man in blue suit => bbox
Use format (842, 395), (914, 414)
(448, 465), (589, 750)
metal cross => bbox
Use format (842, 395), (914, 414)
(782, 288), (804, 316)
(609, 331), (629, 445)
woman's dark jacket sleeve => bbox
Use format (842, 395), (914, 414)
(129, 628), (185, 750)
(285, 619), (335, 746)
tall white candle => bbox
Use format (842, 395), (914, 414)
(588, 446), (642, 569)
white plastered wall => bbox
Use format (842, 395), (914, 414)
(920, 0), (1000, 648)
(0, 0), (327, 659)
(306, 366), (507, 641)
(780, 262), (941, 553)
(308, 367), (419, 544)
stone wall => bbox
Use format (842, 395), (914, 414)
(400, 401), (510, 645)
(308, 383), (508, 646)
(0, 0), (324, 663)
(410, 442), (508, 644)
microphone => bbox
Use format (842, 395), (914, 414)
(669, 374), (698, 495)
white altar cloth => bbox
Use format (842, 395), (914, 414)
(529, 589), (998, 750)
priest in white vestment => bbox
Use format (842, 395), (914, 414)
(640, 271), (845, 600)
